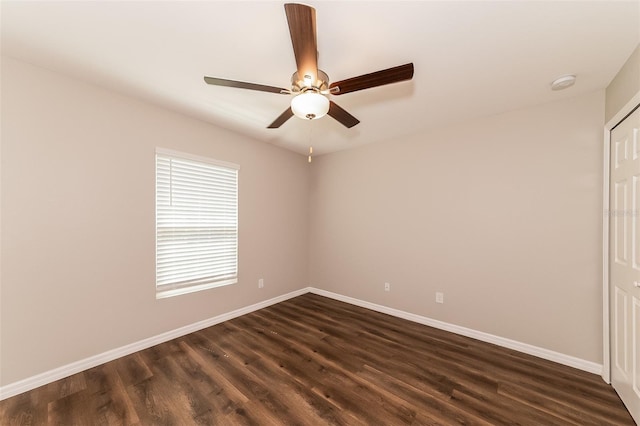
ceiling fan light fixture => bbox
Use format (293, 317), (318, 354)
(291, 92), (329, 120)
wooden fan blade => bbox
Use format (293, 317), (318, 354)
(204, 76), (289, 94)
(284, 3), (318, 85)
(328, 101), (360, 128)
(329, 63), (414, 95)
(267, 107), (294, 128)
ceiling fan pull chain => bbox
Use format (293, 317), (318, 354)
(308, 120), (314, 163)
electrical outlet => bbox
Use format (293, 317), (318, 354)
(436, 292), (444, 304)
(384, 282), (391, 292)
(258, 278), (264, 289)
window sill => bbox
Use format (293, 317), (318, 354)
(156, 278), (237, 299)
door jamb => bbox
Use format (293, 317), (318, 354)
(602, 92), (640, 384)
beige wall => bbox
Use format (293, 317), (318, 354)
(0, 53), (610, 387)
(309, 91), (605, 363)
(0, 57), (309, 385)
(606, 44), (640, 123)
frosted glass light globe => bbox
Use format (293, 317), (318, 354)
(291, 92), (329, 120)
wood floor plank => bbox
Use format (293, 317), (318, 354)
(113, 353), (153, 388)
(125, 374), (189, 426)
(172, 341), (241, 417)
(0, 391), (48, 426)
(498, 381), (632, 425)
(88, 364), (140, 425)
(184, 332), (305, 425)
(0, 293), (634, 425)
(205, 323), (362, 425)
(449, 386), (573, 426)
(356, 364), (494, 426)
(177, 339), (249, 408)
(47, 389), (93, 426)
(227, 315), (490, 425)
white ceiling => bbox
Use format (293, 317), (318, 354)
(2, 1), (639, 155)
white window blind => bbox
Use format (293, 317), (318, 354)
(156, 149), (238, 298)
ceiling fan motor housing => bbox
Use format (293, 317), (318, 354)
(291, 69), (329, 92)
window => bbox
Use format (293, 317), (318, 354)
(155, 148), (239, 299)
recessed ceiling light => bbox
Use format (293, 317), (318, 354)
(551, 74), (576, 91)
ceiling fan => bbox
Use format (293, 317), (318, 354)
(204, 3), (414, 129)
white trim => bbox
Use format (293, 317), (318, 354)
(607, 93), (640, 132)
(0, 288), (307, 401)
(309, 288), (603, 375)
(603, 126), (611, 384)
(602, 92), (640, 385)
(155, 147), (240, 171)
(1, 285), (607, 401)
(155, 277), (238, 299)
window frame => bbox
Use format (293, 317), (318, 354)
(155, 148), (239, 299)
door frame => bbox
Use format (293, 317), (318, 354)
(602, 92), (640, 384)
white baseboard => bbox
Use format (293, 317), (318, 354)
(308, 287), (603, 376)
(1, 286), (603, 401)
(0, 288), (308, 401)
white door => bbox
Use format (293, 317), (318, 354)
(610, 105), (640, 423)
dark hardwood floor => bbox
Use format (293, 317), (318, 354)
(0, 293), (634, 425)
